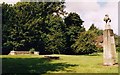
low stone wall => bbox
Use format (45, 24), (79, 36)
(9, 51), (39, 55)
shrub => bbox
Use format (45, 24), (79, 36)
(29, 48), (35, 54)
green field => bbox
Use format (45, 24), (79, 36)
(1, 53), (118, 74)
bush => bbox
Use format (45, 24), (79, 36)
(76, 43), (97, 55)
(29, 48), (35, 54)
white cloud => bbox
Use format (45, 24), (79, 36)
(65, 1), (118, 34)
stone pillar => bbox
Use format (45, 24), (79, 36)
(103, 25), (116, 66)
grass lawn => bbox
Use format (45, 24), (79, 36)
(1, 53), (118, 74)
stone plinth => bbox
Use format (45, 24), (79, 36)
(9, 51), (39, 55)
(34, 51), (39, 55)
(103, 28), (116, 66)
(9, 51), (16, 55)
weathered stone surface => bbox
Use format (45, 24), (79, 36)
(103, 26), (116, 66)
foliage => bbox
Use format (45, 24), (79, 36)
(88, 24), (103, 52)
(64, 12), (85, 54)
(116, 47), (120, 52)
(115, 35), (120, 52)
(2, 2), (20, 54)
(64, 12), (84, 27)
(29, 48), (35, 54)
(71, 31), (97, 54)
(29, 48), (35, 52)
(89, 24), (103, 36)
(3, 2), (119, 55)
(2, 2), (66, 54)
(43, 15), (66, 54)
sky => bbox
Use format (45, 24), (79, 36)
(0, 0), (119, 35)
(65, 0), (119, 35)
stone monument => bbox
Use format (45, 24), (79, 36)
(103, 14), (117, 66)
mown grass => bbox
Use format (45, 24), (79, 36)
(1, 53), (118, 74)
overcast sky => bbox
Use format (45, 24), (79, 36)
(0, 0), (119, 34)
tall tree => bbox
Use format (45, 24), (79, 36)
(64, 12), (85, 54)
(2, 2), (66, 54)
(2, 2), (18, 54)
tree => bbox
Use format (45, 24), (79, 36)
(2, 2), (66, 54)
(64, 12), (85, 54)
(3, 2), (104, 55)
(88, 24), (103, 52)
(43, 14), (66, 54)
(2, 2), (18, 54)
(65, 12), (84, 27)
(71, 31), (97, 55)
(89, 24), (103, 36)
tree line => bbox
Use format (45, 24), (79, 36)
(2, 2), (119, 55)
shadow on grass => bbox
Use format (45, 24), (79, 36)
(2, 57), (78, 75)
